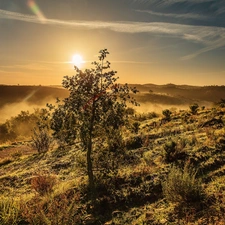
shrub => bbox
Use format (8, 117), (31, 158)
(125, 136), (143, 150)
(163, 140), (186, 163)
(189, 103), (199, 115)
(162, 109), (172, 121)
(31, 173), (56, 196)
(31, 128), (53, 153)
(162, 165), (205, 206)
(22, 191), (82, 225)
(131, 122), (141, 134)
(125, 107), (135, 116)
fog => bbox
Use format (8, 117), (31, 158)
(135, 103), (189, 115)
(0, 99), (214, 125)
(0, 99), (55, 124)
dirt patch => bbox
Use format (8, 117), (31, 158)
(0, 144), (36, 159)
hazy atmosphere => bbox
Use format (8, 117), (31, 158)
(1, 0), (225, 85)
(2, 2), (225, 224)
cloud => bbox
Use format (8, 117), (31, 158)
(111, 60), (153, 64)
(0, 63), (53, 71)
(148, 0), (213, 7)
(136, 9), (208, 20)
(1, 8), (225, 60)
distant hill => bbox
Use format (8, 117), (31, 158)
(0, 84), (224, 112)
(129, 84), (225, 105)
(0, 85), (69, 108)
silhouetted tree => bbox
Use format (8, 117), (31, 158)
(49, 49), (139, 202)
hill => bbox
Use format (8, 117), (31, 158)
(0, 84), (224, 123)
(1, 104), (225, 224)
(1, 84), (224, 108)
(0, 85), (68, 123)
(0, 85), (68, 108)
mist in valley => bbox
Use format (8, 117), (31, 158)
(0, 84), (219, 124)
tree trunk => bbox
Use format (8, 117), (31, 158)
(87, 133), (94, 200)
(87, 100), (96, 203)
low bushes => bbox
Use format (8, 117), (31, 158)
(162, 165), (205, 207)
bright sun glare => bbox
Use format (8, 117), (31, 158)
(72, 54), (84, 68)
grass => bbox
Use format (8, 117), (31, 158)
(1, 105), (225, 224)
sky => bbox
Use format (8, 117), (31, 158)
(0, 0), (225, 86)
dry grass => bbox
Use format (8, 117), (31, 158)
(1, 105), (225, 224)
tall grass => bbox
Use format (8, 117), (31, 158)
(0, 197), (21, 225)
(162, 164), (205, 206)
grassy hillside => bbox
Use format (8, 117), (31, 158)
(1, 104), (225, 224)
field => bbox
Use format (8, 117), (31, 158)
(1, 84), (225, 224)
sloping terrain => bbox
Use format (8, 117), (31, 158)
(0, 85), (68, 108)
(1, 105), (225, 224)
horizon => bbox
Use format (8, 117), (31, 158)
(0, 0), (225, 86)
(0, 82), (225, 88)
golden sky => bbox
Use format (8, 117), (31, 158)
(0, 0), (225, 86)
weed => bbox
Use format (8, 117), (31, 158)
(31, 173), (57, 196)
(22, 191), (82, 225)
(0, 197), (22, 225)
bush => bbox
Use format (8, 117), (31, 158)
(163, 140), (187, 163)
(31, 173), (56, 196)
(22, 191), (81, 225)
(31, 128), (53, 153)
(162, 109), (172, 121)
(125, 136), (143, 150)
(189, 103), (199, 115)
(131, 122), (141, 134)
(162, 165), (205, 206)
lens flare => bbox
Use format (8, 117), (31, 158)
(27, 0), (46, 23)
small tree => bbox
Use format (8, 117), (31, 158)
(49, 49), (138, 202)
(189, 103), (199, 115)
(162, 109), (172, 121)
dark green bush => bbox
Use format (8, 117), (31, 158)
(189, 103), (199, 115)
(162, 165), (205, 206)
(163, 140), (186, 163)
(162, 109), (172, 121)
(125, 136), (143, 150)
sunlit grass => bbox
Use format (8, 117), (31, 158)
(1, 104), (225, 224)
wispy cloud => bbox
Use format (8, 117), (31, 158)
(111, 60), (153, 64)
(1, 8), (225, 60)
(0, 63), (54, 71)
(136, 9), (208, 20)
(148, 0), (213, 7)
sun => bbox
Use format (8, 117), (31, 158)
(72, 54), (84, 68)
